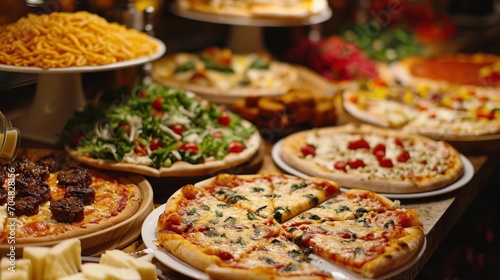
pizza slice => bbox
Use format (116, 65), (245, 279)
(283, 189), (400, 225)
(267, 175), (339, 223)
(157, 184), (282, 271)
(201, 174), (276, 219)
(206, 238), (333, 280)
(284, 208), (424, 278)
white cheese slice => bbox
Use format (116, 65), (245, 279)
(23, 244), (50, 280)
(57, 273), (87, 280)
(99, 250), (135, 268)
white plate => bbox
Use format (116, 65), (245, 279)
(142, 203), (427, 280)
(0, 37), (166, 74)
(271, 139), (474, 199)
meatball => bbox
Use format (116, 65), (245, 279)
(50, 197), (85, 223)
(14, 196), (40, 216)
(57, 166), (92, 188)
(64, 185), (95, 205)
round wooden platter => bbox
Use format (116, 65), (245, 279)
(0, 149), (154, 257)
(145, 143), (265, 201)
(335, 93), (500, 155)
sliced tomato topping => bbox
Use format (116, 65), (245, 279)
(180, 143), (199, 154)
(301, 144), (316, 157)
(228, 141), (245, 153)
(218, 112), (231, 126)
(397, 151), (411, 162)
(348, 139), (370, 150)
(372, 143), (386, 159)
(348, 159), (366, 169)
(394, 138), (405, 147)
(169, 124), (184, 135)
(334, 161), (347, 172)
(378, 158), (394, 168)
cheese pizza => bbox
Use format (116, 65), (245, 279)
(0, 149), (141, 244)
(156, 173), (425, 279)
(278, 124), (464, 194)
(62, 83), (261, 177)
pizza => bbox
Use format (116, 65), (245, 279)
(176, 0), (328, 18)
(62, 83), (262, 177)
(0, 149), (142, 244)
(393, 53), (500, 89)
(156, 173), (425, 279)
(342, 78), (500, 137)
(151, 47), (299, 101)
(278, 124), (464, 194)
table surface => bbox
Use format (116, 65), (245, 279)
(119, 142), (500, 280)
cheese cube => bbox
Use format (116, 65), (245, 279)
(0, 257), (32, 280)
(81, 263), (141, 280)
(23, 246), (50, 280)
(99, 250), (135, 268)
(129, 258), (157, 280)
(43, 238), (82, 280)
(57, 273), (87, 280)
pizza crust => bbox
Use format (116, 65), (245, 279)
(278, 124), (464, 194)
(361, 227), (425, 278)
(66, 129), (262, 178)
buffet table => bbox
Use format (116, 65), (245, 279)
(113, 142), (499, 280)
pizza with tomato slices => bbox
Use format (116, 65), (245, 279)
(156, 173), (425, 279)
(278, 124), (464, 194)
(62, 83), (262, 177)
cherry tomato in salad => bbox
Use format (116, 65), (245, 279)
(152, 97), (164, 111)
(72, 133), (85, 147)
(180, 143), (199, 154)
(169, 124), (184, 135)
(134, 145), (148, 156)
(149, 137), (163, 151)
(228, 141), (245, 153)
(218, 112), (231, 126)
